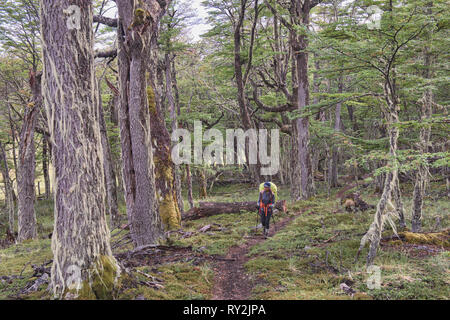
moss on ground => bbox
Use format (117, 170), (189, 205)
(0, 181), (448, 300)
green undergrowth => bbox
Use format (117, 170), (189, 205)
(118, 262), (214, 300)
(244, 182), (449, 300)
(0, 181), (448, 300)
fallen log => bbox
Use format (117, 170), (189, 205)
(182, 200), (287, 221)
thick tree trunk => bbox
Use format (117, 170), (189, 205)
(40, 0), (119, 299)
(98, 83), (119, 228)
(183, 200), (287, 221)
(17, 71), (40, 242)
(0, 142), (15, 234)
(116, 0), (169, 245)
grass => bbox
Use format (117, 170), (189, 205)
(244, 183), (449, 300)
(0, 180), (448, 300)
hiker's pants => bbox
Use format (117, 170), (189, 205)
(260, 208), (272, 229)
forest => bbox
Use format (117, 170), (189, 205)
(0, 0), (448, 302)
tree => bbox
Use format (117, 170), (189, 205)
(40, 0), (119, 298)
(115, 0), (170, 245)
(17, 71), (40, 241)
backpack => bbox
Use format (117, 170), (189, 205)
(259, 182), (278, 202)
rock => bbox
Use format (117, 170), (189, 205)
(199, 224), (212, 233)
(340, 282), (355, 295)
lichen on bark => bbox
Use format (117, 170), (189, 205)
(40, 0), (120, 299)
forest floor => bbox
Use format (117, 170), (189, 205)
(0, 179), (449, 300)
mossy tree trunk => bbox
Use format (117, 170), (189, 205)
(146, 47), (181, 230)
(17, 71), (40, 242)
(40, 0), (119, 299)
(359, 80), (402, 266)
(116, 0), (170, 245)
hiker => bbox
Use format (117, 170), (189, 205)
(257, 182), (276, 237)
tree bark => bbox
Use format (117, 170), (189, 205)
(40, 0), (119, 299)
(412, 3), (433, 232)
(330, 75), (343, 188)
(200, 169), (208, 199)
(360, 80), (401, 266)
(186, 164), (194, 209)
(289, 0), (314, 200)
(234, 0), (260, 183)
(146, 48), (181, 230)
(42, 136), (50, 199)
(116, 0), (169, 245)
(0, 142), (15, 234)
(7, 104), (18, 185)
(17, 71), (40, 242)
(167, 54), (184, 215)
(98, 82), (119, 228)
(183, 200), (287, 221)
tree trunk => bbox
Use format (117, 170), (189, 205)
(7, 104), (18, 184)
(186, 164), (194, 209)
(289, 0), (314, 200)
(147, 49), (181, 230)
(412, 5), (433, 232)
(167, 54), (184, 215)
(330, 75), (343, 188)
(183, 200), (287, 221)
(40, 0), (119, 299)
(42, 136), (50, 199)
(98, 82), (119, 228)
(116, 0), (169, 245)
(17, 71), (40, 242)
(0, 142), (15, 234)
(200, 169), (208, 199)
(359, 80), (401, 266)
(234, 0), (260, 184)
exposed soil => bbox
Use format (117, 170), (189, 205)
(212, 209), (308, 300)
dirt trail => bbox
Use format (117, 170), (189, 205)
(212, 209), (307, 300)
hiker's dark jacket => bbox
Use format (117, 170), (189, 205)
(258, 190), (275, 208)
